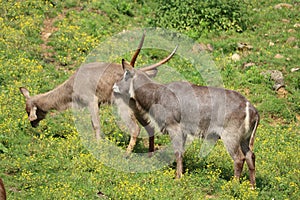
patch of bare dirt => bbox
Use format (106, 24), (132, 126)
(40, 11), (65, 63)
(274, 3), (293, 9)
(40, 7), (82, 65)
(269, 116), (287, 127)
(296, 114), (300, 124)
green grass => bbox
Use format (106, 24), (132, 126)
(0, 0), (299, 199)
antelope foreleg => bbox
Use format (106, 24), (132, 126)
(144, 124), (155, 157)
(89, 98), (101, 140)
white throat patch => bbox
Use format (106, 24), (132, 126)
(129, 78), (135, 99)
(112, 83), (120, 93)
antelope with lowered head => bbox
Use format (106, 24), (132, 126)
(20, 34), (177, 154)
(113, 59), (260, 188)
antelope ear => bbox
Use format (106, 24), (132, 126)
(28, 106), (38, 121)
(122, 59), (133, 71)
(145, 68), (158, 78)
(20, 87), (31, 99)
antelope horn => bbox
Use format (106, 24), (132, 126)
(140, 45), (178, 72)
(130, 32), (146, 67)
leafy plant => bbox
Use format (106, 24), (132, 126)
(150, 0), (252, 38)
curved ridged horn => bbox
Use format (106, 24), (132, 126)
(140, 45), (178, 72)
(130, 32), (146, 67)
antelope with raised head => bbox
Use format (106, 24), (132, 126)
(113, 58), (260, 188)
(20, 34), (177, 154)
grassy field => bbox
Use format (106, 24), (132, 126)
(0, 0), (299, 199)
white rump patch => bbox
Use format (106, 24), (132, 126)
(245, 101), (250, 133)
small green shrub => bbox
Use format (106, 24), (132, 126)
(150, 0), (252, 38)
